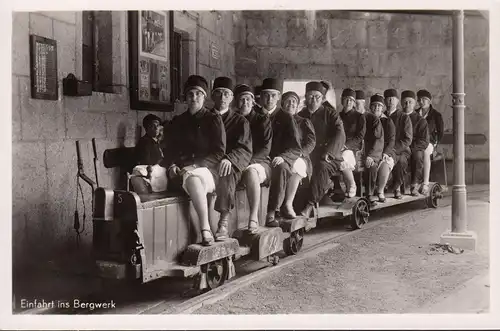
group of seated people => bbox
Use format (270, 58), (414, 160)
(130, 75), (444, 246)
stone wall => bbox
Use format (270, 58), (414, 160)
(234, 10), (489, 184)
(11, 10), (236, 272)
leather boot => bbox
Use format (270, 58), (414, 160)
(215, 214), (230, 241)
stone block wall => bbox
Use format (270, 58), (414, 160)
(234, 10), (489, 182)
(11, 10), (236, 273)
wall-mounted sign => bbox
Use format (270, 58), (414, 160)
(210, 42), (220, 60)
(29, 35), (58, 100)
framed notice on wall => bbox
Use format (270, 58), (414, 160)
(29, 35), (58, 100)
(128, 11), (174, 111)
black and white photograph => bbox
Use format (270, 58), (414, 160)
(3, 2), (499, 329)
(141, 10), (167, 58)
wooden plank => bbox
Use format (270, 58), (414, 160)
(141, 208), (155, 266)
(235, 189), (248, 231)
(177, 203), (190, 257)
(208, 195), (219, 234)
(153, 206), (166, 262)
(369, 193), (428, 211)
(165, 203), (178, 262)
(259, 187), (269, 227)
(188, 201), (202, 244)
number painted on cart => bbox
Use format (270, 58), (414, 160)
(117, 194), (123, 204)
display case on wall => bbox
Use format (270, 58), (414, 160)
(128, 11), (175, 111)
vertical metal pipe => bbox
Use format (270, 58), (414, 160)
(451, 10), (467, 233)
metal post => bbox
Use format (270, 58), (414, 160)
(441, 10), (477, 251)
(451, 10), (467, 233)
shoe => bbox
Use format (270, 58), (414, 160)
(304, 217), (317, 232)
(201, 229), (214, 246)
(368, 195), (378, 204)
(346, 185), (357, 198)
(300, 203), (314, 218)
(215, 217), (229, 241)
(420, 184), (430, 195)
(247, 219), (258, 234)
(265, 212), (279, 227)
(281, 205), (296, 219)
(411, 185), (420, 196)
(377, 192), (386, 203)
(394, 189), (402, 199)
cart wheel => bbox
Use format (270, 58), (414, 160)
(268, 254), (280, 266)
(351, 198), (370, 229)
(205, 258), (229, 290)
(427, 183), (443, 208)
(284, 228), (304, 256)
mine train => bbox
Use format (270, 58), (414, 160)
(80, 138), (446, 292)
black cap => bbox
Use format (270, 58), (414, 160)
(370, 94), (385, 105)
(401, 90), (416, 100)
(305, 81), (327, 95)
(282, 91), (300, 104)
(417, 89), (432, 100)
(261, 78), (283, 93)
(355, 90), (365, 100)
(184, 75), (209, 96)
(213, 76), (234, 92)
(341, 88), (356, 99)
(234, 84), (254, 98)
(143, 114), (162, 128)
(384, 89), (398, 98)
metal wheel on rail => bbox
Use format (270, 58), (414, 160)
(426, 183), (443, 209)
(284, 228), (304, 256)
(206, 258), (229, 290)
(350, 198), (370, 229)
(194, 258), (230, 291)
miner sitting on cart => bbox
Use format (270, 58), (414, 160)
(298, 81), (346, 228)
(401, 90), (430, 196)
(417, 89), (444, 194)
(233, 84), (273, 234)
(362, 94), (384, 203)
(355, 90), (367, 114)
(371, 94), (396, 203)
(163, 75), (226, 246)
(210, 77), (253, 241)
(339, 88), (366, 198)
(385, 88), (413, 199)
(131, 114), (168, 194)
(265, 91), (316, 225)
